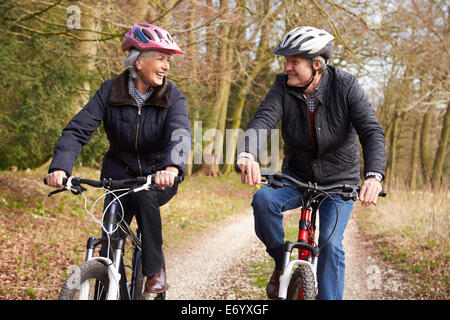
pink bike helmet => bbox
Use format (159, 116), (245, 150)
(122, 23), (183, 54)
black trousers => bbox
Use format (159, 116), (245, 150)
(102, 185), (178, 277)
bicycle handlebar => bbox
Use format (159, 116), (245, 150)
(44, 174), (182, 197)
(262, 173), (387, 201)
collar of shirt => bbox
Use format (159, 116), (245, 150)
(302, 69), (329, 113)
(128, 77), (153, 107)
(306, 94), (318, 113)
(301, 70), (328, 100)
(302, 80), (320, 113)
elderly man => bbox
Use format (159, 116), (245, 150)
(237, 26), (385, 300)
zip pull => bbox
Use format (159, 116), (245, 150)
(137, 106), (142, 115)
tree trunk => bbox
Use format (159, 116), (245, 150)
(197, 0), (233, 175)
(385, 112), (399, 187)
(185, 1), (199, 176)
(222, 0), (273, 174)
(420, 104), (435, 184)
(431, 102), (449, 189)
(214, 17), (239, 169)
(72, 1), (102, 113)
(410, 117), (422, 189)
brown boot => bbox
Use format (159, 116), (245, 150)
(144, 268), (166, 293)
(266, 269), (282, 299)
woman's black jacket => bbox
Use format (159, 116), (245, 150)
(49, 70), (191, 180)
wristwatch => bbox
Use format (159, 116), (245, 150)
(237, 152), (255, 162)
(365, 171), (383, 182)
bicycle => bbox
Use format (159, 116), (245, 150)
(260, 173), (386, 300)
(44, 174), (180, 300)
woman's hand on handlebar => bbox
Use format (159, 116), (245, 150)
(46, 170), (67, 189)
(155, 166), (179, 190)
(236, 157), (261, 186)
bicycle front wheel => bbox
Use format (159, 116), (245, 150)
(286, 266), (317, 300)
(59, 260), (111, 300)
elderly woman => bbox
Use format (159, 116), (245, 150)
(46, 24), (191, 293)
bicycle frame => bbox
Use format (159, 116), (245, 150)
(79, 195), (142, 300)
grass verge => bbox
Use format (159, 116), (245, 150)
(356, 188), (449, 299)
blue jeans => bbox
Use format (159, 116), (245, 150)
(251, 180), (354, 300)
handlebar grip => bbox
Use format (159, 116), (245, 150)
(379, 189), (387, 197)
(150, 174), (182, 184)
(43, 177), (68, 186)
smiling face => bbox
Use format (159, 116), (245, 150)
(284, 56), (315, 88)
(136, 50), (171, 87)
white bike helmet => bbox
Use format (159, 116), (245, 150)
(272, 26), (335, 61)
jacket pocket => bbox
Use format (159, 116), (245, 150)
(333, 144), (358, 165)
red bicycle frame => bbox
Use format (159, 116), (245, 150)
(297, 200), (319, 261)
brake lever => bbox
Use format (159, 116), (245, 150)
(260, 176), (288, 189)
(47, 185), (87, 197)
(48, 188), (66, 197)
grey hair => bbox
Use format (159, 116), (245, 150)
(123, 50), (159, 79)
(311, 56), (327, 72)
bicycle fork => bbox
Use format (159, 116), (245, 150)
(278, 202), (320, 299)
(77, 237), (124, 300)
(79, 199), (124, 300)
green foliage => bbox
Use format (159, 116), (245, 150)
(0, 32), (85, 169)
(0, 5), (109, 170)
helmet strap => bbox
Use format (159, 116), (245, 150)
(299, 69), (316, 92)
(135, 67), (152, 89)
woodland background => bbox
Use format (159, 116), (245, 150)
(0, 0), (448, 189)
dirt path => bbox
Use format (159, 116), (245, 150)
(343, 213), (413, 299)
(164, 208), (411, 300)
(164, 208), (267, 299)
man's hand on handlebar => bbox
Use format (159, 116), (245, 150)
(359, 178), (382, 207)
(236, 156), (261, 186)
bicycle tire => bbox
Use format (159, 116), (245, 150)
(286, 266), (317, 300)
(59, 260), (111, 300)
